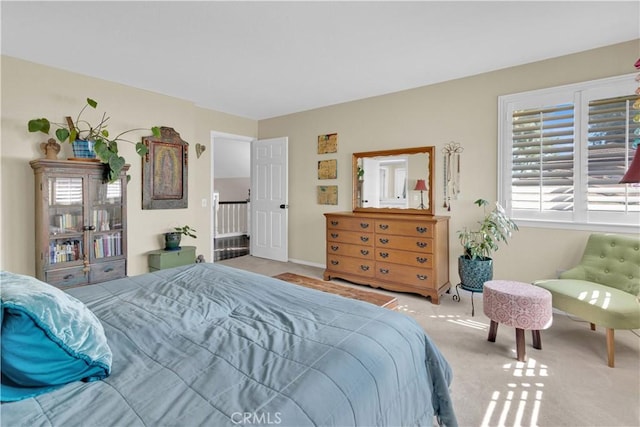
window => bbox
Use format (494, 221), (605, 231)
(499, 74), (640, 231)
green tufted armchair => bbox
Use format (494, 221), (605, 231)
(534, 233), (640, 367)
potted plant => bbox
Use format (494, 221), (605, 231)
(164, 225), (197, 251)
(28, 97), (160, 183)
(456, 198), (519, 293)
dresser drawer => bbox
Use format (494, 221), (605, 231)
(376, 262), (434, 288)
(375, 220), (434, 238)
(327, 216), (374, 232)
(376, 235), (433, 253)
(375, 248), (433, 268)
(327, 242), (374, 259)
(326, 255), (375, 278)
(90, 260), (126, 283)
(45, 266), (89, 288)
(327, 230), (374, 246)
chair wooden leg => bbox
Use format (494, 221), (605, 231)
(487, 320), (498, 342)
(515, 328), (525, 362)
(590, 323), (596, 331)
(606, 328), (615, 368)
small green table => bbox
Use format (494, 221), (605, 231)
(148, 246), (196, 272)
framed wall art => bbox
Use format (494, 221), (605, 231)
(317, 185), (338, 205)
(142, 127), (189, 209)
(317, 133), (338, 154)
(317, 159), (337, 179)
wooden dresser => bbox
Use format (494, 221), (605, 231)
(324, 211), (450, 304)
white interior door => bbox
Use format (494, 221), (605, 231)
(250, 137), (288, 262)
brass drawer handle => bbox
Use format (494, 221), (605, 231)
(331, 245), (339, 251)
(379, 268), (389, 274)
(416, 241), (427, 248)
(331, 220), (339, 226)
(417, 274), (428, 280)
(331, 233), (339, 238)
(360, 236), (369, 242)
(331, 260), (339, 265)
(360, 265), (370, 271)
(416, 257), (428, 263)
(379, 224), (389, 230)
(379, 238), (389, 244)
(360, 223), (369, 229)
(416, 226), (428, 233)
(379, 252), (389, 258)
(360, 249), (369, 255)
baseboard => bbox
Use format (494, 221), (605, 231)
(287, 258), (325, 269)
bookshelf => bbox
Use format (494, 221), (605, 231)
(30, 159), (129, 288)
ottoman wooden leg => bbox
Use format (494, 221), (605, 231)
(488, 320), (499, 342)
(532, 330), (542, 350)
(515, 328), (525, 361)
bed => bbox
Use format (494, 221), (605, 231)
(1, 263), (457, 426)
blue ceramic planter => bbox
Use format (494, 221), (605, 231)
(71, 140), (96, 159)
(458, 255), (493, 293)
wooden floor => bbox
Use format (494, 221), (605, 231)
(273, 272), (398, 310)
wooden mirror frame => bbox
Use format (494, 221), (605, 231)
(352, 146), (435, 215)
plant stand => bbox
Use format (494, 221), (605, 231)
(452, 283), (484, 316)
(454, 255), (493, 316)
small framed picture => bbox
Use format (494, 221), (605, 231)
(317, 133), (338, 154)
(318, 159), (337, 179)
(317, 185), (338, 205)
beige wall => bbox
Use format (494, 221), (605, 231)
(1, 56), (257, 276)
(2, 41), (638, 284)
(258, 40), (640, 284)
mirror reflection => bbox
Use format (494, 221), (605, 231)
(359, 156), (411, 208)
(353, 147), (434, 215)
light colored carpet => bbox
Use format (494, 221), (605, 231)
(219, 255), (640, 427)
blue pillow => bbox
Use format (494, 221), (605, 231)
(0, 271), (112, 402)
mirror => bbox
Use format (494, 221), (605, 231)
(353, 146), (435, 215)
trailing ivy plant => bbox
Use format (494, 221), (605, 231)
(28, 97), (160, 182)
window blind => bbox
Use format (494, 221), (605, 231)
(50, 177), (83, 205)
(587, 95), (640, 212)
(511, 103), (575, 212)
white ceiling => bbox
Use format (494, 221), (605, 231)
(2, 1), (638, 120)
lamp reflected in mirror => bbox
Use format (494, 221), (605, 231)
(414, 179), (428, 209)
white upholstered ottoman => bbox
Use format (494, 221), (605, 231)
(483, 280), (553, 361)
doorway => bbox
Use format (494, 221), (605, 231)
(210, 132), (289, 263)
(211, 132), (252, 262)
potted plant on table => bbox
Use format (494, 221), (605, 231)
(456, 198), (519, 293)
(28, 97), (160, 183)
(164, 225), (197, 251)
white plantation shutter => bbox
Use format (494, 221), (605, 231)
(50, 177), (83, 204)
(587, 95), (640, 213)
(511, 103), (574, 212)
(499, 73), (640, 230)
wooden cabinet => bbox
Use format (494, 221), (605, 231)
(148, 246), (196, 271)
(30, 159), (129, 288)
(324, 212), (450, 304)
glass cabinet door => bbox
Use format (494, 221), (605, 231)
(47, 176), (84, 266)
(89, 176), (124, 260)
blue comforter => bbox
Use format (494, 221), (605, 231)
(1, 263), (457, 426)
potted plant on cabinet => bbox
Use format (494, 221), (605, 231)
(164, 225), (197, 251)
(28, 97), (160, 183)
(456, 198), (519, 293)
